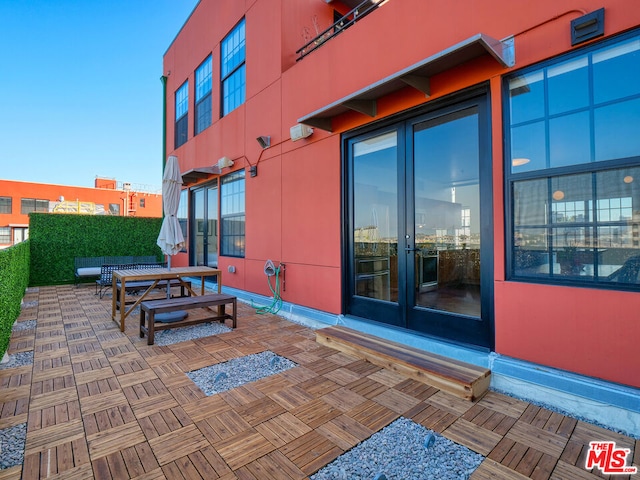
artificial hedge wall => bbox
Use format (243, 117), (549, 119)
(0, 240), (30, 358)
(29, 213), (163, 286)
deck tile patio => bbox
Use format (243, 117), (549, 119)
(0, 284), (637, 479)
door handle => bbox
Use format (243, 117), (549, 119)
(405, 246), (421, 253)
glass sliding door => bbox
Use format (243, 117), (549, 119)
(191, 182), (218, 267)
(345, 93), (492, 347)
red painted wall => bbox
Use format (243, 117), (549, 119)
(164, 0), (640, 387)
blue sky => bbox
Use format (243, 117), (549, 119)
(0, 0), (199, 192)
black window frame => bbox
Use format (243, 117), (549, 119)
(221, 18), (246, 117)
(175, 80), (189, 149)
(504, 28), (640, 291)
(220, 170), (245, 257)
(195, 55), (212, 135)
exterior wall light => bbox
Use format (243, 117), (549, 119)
(217, 156), (234, 169)
(256, 136), (271, 149)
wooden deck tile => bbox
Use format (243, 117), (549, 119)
(29, 386), (78, 411)
(213, 429), (276, 470)
(279, 430), (342, 476)
(296, 377), (340, 398)
(235, 397), (287, 427)
(25, 418), (85, 454)
(198, 409), (253, 443)
(346, 399), (399, 432)
(87, 421), (146, 460)
(408, 402), (458, 433)
(372, 387), (421, 414)
(79, 389), (128, 416)
(471, 459), (532, 479)
(148, 424), (211, 466)
(444, 418), (503, 456)
(290, 398), (342, 429)
(506, 420), (569, 458)
(315, 414), (374, 450)
(254, 412), (313, 448)
(182, 394), (231, 423)
(240, 450), (306, 480)
(267, 385), (315, 410)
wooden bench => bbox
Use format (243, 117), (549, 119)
(316, 326), (491, 401)
(140, 293), (237, 345)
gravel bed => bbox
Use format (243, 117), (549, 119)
(12, 320), (36, 332)
(0, 423), (27, 470)
(187, 351), (297, 395)
(0, 351), (33, 370)
(311, 417), (484, 480)
(154, 322), (232, 346)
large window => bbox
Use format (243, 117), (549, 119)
(507, 31), (640, 288)
(221, 18), (245, 116)
(175, 81), (189, 148)
(0, 197), (11, 214)
(21, 198), (48, 214)
(195, 55), (212, 134)
(220, 170), (245, 257)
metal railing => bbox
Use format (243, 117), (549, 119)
(296, 0), (381, 61)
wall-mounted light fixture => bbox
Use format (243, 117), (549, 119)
(290, 124), (314, 142)
(217, 156), (234, 169)
(256, 136), (271, 149)
(571, 8), (605, 46)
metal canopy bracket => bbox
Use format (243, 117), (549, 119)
(298, 33), (515, 131)
(399, 74), (431, 97)
(343, 99), (377, 117)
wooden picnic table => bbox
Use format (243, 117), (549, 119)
(111, 266), (222, 331)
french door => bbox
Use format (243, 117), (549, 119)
(345, 93), (493, 348)
(191, 182), (218, 267)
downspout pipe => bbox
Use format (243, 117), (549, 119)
(160, 75), (168, 179)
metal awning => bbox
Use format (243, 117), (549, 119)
(181, 166), (222, 186)
(298, 33), (515, 131)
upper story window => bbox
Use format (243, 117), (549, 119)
(195, 55), (212, 135)
(221, 18), (246, 116)
(0, 196), (11, 214)
(220, 170), (245, 257)
(21, 198), (49, 214)
(506, 30), (640, 288)
(175, 81), (189, 148)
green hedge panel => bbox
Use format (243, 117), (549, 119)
(29, 213), (163, 286)
(0, 241), (30, 358)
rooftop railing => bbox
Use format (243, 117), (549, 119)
(296, 0), (383, 61)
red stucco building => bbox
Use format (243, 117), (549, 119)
(163, 0), (640, 434)
(0, 178), (162, 249)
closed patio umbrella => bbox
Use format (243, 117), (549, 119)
(157, 155), (185, 265)
(156, 156), (187, 321)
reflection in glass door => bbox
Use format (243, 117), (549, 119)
(346, 94), (492, 347)
(410, 109), (481, 318)
(191, 182), (218, 267)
